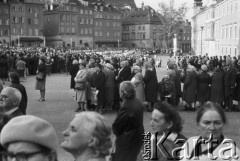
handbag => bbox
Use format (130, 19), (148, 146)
(36, 72), (44, 80)
(75, 82), (85, 90)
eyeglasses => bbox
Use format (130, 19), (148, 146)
(0, 151), (43, 161)
(0, 95), (8, 101)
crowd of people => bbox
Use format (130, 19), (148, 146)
(0, 46), (240, 161)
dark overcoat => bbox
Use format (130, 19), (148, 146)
(234, 72), (240, 101)
(196, 71), (211, 102)
(210, 72), (224, 103)
(112, 98), (144, 161)
(223, 66), (236, 97)
(69, 64), (79, 89)
(91, 70), (106, 106)
(9, 83), (28, 115)
(143, 68), (158, 102)
(183, 71), (197, 103)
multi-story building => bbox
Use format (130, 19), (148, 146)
(180, 20), (192, 53)
(192, 0), (240, 57)
(0, 0), (10, 45)
(44, 0), (94, 48)
(91, 1), (122, 47)
(122, 5), (164, 49)
(0, 0), (44, 46)
(44, 0), (122, 48)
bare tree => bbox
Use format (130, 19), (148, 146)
(158, 0), (188, 49)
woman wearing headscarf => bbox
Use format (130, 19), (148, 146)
(131, 65), (145, 103)
(35, 57), (47, 102)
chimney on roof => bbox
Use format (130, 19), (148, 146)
(193, 0), (203, 15)
(141, 1), (144, 9)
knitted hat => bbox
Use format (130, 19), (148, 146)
(1, 115), (58, 154)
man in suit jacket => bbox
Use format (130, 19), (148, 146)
(0, 87), (23, 118)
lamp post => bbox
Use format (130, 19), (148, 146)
(201, 26), (204, 56)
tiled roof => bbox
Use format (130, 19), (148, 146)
(102, 0), (137, 8)
(123, 6), (162, 25)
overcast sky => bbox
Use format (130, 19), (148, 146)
(134, 0), (209, 20)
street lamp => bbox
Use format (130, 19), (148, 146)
(201, 26), (204, 56)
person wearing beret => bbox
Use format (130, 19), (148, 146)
(0, 115), (58, 161)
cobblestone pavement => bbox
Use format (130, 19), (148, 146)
(2, 55), (240, 161)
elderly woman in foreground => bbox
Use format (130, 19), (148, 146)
(180, 102), (240, 161)
(61, 111), (112, 161)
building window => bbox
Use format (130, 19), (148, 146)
(72, 27), (75, 33)
(84, 28), (88, 34)
(29, 28), (32, 35)
(19, 6), (24, 12)
(90, 19), (93, 24)
(20, 28), (23, 35)
(13, 17), (18, 23)
(89, 28), (92, 34)
(85, 10), (88, 14)
(60, 27), (64, 33)
(89, 10), (92, 15)
(80, 29), (84, 34)
(142, 26), (145, 30)
(13, 28), (16, 35)
(28, 18), (31, 25)
(79, 40), (82, 44)
(94, 31), (98, 36)
(67, 27), (70, 33)
(34, 29), (38, 36)
(106, 31), (110, 37)
(72, 15), (76, 22)
(13, 6), (16, 11)
(34, 18), (38, 25)
(4, 30), (8, 36)
(235, 25), (237, 38)
(29, 8), (32, 13)
(66, 15), (70, 21)
(19, 17), (24, 24)
(80, 9), (83, 14)
(106, 22), (110, 27)
(60, 14), (65, 21)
